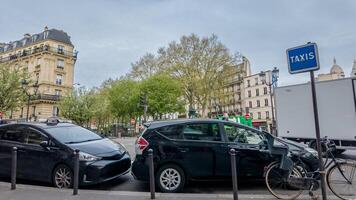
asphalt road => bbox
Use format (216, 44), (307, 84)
(1, 137), (355, 195)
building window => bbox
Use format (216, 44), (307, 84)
(247, 80), (250, 87)
(248, 90), (251, 97)
(266, 111), (270, 119)
(58, 45), (64, 54)
(265, 98), (268, 106)
(256, 89), (259, 96)
(52, 106), (59, 117)
(57, 59), (64, 69)
(249, 101), (252, 108)
(56, 74), (62, 85)
(36, 57), (41, 66)
(255, 77), (259, 85)
(258, 112), (261, 119)
(55, 89), (61, 96)
(257, 100), (260, 107)
(264, 87), (268, 94)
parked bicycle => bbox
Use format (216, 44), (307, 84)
(265, 137), (356, 200)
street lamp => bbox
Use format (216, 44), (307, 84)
(21, 79), (40, 122)
(259, 67), (279, 135)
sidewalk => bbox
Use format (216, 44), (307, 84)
(0, 182), (338, 200)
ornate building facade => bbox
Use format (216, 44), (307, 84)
(206, 56), (251, 117)
(243, 71), (273, 132)
(0, 27), (77, 121)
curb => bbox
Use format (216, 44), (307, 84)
(0, 181), (340, 200)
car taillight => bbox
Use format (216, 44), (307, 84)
(135, 136), (149, 155)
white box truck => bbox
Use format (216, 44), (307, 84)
(275, 77), (356, 153)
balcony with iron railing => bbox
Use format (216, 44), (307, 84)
(0, 45), (78, 63)
(32, 94), (61, 102)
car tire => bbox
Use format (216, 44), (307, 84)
(156, 164), (185, 193)
(52, 164), (73, 188)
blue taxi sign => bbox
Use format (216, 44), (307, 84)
(286, 43), (320, 74)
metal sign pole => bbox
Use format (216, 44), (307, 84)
(310, 71), (327, 200)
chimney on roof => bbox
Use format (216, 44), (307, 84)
(24, 33), (31, 39)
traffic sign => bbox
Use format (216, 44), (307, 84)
(286, 43), (320, 74)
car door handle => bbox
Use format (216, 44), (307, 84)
(228, 145), (243, 149)
(178, 147), (189, 153)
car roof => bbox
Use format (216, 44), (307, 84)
(145, 118), (257, 130)
(0, 122), (76, 130)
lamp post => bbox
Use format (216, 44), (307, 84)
(21, 79), (40, 122)
(259, 67), (279, 135)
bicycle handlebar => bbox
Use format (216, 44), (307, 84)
(319, 136), (336, 151)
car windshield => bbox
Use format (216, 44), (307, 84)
(46, 126), (103, 144)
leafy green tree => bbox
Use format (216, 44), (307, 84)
(140, 74), (184, 119)
(158, 34), (238, 117)
(130, 53), (163, 80)
(108, 78), (141, 122)
(59, 87), (97, 127)
(0, 63), (27, 115)
(91, 88), (113, 134)
(128, 34), (241, 117)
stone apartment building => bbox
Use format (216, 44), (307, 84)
(206, 56), (251, 116)
(0, 27), (77, 120)
(243, 71), (273, 132)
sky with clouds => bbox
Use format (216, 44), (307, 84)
(1, 0), (355, 87)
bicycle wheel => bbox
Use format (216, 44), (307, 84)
(265, 162), (304, 200)
(327, 162), (356, 200)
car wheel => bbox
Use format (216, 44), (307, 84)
(156, 164), (185, 193)
(52, 164), (73, 188)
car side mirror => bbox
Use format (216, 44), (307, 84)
(259, 140), (268, 149)
(40, 141), (49, 148)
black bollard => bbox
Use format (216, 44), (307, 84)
(230, 149), (238, 200)
(73, 149), (79, 195)
(11, 147), (17, 190)
(148, 149), (155, 199)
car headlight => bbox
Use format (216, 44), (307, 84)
(79, 152), (101, 161)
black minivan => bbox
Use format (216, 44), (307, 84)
(0, 120), (131, 188)
(131, 119), (319, 192)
